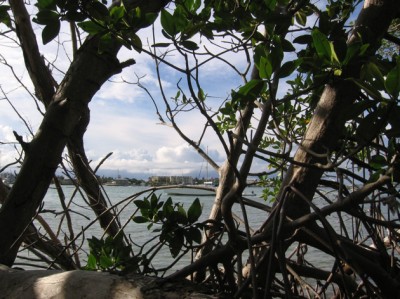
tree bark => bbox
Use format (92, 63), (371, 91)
(264, 0), (400, 295)
(279, 0), (400, 220)
(9, 0), (56, 106)
(66, 106), (123, 238)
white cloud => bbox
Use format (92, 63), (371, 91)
(0, 125), (21, 168)
(155, 144), (203, 163)
(88, 144), (218, 178)
(0, 125), (15, 142)
(96, 78), (144, 103)
(91, 149), (153, 171)
(151, 144), (214, 177)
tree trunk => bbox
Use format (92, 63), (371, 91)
(259, 0), (400, 294)
(10, 0), (125, 245)
(0, 35), (122, 266)
(280, 0), (399, 221)
(67, 106), (123, 238)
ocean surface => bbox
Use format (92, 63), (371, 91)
(16, 185), (337, 273)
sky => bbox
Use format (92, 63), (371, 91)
(0, 0), (358, 180)
(0, 3), (251, 180)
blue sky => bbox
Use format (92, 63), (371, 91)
(0, 5), (248, 179)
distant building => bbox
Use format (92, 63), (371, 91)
(149, 175), (193, 186)
(169, 176), (193, 185)
(104, 178), (131, 186)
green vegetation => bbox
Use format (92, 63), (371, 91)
(0, 0), (399, 297)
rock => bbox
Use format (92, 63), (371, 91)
(0, 268), (220, 299)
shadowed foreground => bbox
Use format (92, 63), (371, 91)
(0, 266), (219, 299)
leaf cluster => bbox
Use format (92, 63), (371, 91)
(158, 0), (208, 50)
(85, 234), (140, 273)
(32, 0), (158, 50)
(0, 4), (11, 28)
(132, 194), (204, 258)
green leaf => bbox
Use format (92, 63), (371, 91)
(359, 44), (369, 56)
(293, 34), (312, 45)
(198, 88), (205, 101)
(349, 78), (382, 101)
(334, 69), (342, 76)
(33, 10), (59, 25)
(36, 0), (56, 9)
(385, 58), (400, 98)
(187, 198), (202, 224)
(141, 12), (158, 28)
(329, 42), (339, 64)
(88, 236), (102, 252)
(173, 6), (189, 32)
(99, 254), (113, 269)
(127, 32), (142, 52)
(0, 5), (11, 27)
(295, 11), (307, 26)
(192, 0), (202, 11)
(259, 56), (273, 79)
(311, 28), (331, 60)
(343, 42), (361, 65)
(161, 9), (176, 37)
(349, 78), (383, 101)
(276, 60), (297, 79)
(370, 155), (387, 170)
(65, 10), (87, 22)
(150, 193), (159, 210)
(265, 0), (277, 11)
(85, 254), (98, 270)
(387, 106), (400, 137)
(363, 62), (385, 91)
(180, 40), (199, 50)
(161, 29), (172, 40)
(355, 111), (381, 144)
(343, 100), (376, 121)
(281, 38), (295, 52)
(162, 197), (174, 216)
(237, 79), (264, 99)
(253, 42), (264, 59)
(134, 199), (148, 209)
(189, 227), (202, 244)
(110, 6), (125, 21)
(270, 36), (284, 70)
(132, 216), (149, 223)
(98, 32), (115, 53)
(42, 20), (60, 44)
(184, 0), (201, 13)
(368, 170), (382, 183)
(87, 1), (109, 22)
(152, 42), (171, 48)
(169, 232), (184, 258)
(177, 205), (188, 224)
(78, 20), (105, 35)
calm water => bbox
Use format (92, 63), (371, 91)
(16, 185), (336, 272)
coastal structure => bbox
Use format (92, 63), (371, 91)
(149, 175), (194, 186)
(104, 177), (131, 186)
